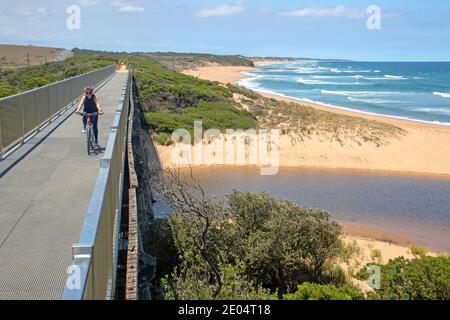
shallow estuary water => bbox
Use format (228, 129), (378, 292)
(172, 167), (450, 251)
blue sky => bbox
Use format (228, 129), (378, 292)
(1, 0), (450, 61)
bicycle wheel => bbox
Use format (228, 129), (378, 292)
(87, 127), (93, 156)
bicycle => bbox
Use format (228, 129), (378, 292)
(76, 111), (102, 155)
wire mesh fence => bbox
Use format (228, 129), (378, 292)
(0, 65), (116, 157)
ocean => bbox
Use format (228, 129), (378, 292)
(238, 61), (450, 126)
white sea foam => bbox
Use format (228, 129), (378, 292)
(297, 79), (331, 85)
(362, 77), (388, 80)
(384, 75), (406, 80)
(321, 90), (406, 97)
(413, 107), (450, 115)
(237, 74), (264, 90)
(342, 70), (373, 73)
(321, 90), (356, 96)
(348, 97), (396, 104)
(433, 92), (450, 98)
(294, 67), (325, 74)
(312, 75), (366, 80)
(360, 75), (407, 80)
(296, 78), (359, 85)
(313, 74), (406, 81)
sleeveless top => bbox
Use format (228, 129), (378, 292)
(83, 95), (97, 113)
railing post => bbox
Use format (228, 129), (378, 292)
(19, 95), (25, 145)
(36, 91), (40, 132)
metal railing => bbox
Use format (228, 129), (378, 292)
(0, 65), (116, 159)
(62, 70), (131, 300)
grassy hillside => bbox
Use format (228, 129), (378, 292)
(72, 49), (254, 71)
(130, 58), (257, 140)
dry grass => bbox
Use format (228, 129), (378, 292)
(229, 88), (406, 147)
(0, 44), (65, 70)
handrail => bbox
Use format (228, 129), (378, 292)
(0, 65), (116, 159)
(62, 70), (131, 300)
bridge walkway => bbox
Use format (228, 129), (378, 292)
(0, 71), (128, 299)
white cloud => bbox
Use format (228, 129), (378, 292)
(111, 1), (145, 13)
(37, 7), (48, 15)
(79, 0), (100, 6)
(16, 8), (34, 16)
(118, 5), (145, 12)
(14, 7), (48, 20)
(197, 1), (245, 18)
(281, 5), (366, 19)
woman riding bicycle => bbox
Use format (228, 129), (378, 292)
(76, 86), (104, 147)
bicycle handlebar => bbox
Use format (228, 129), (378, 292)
(76, 111), (103, 116)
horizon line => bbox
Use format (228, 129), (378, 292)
(1, 42), (449, 63)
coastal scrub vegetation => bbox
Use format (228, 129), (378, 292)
(283, 283), (365, 300)
(144, 169), (450, 301)
(137, 52), (254, 71)
(357, 256), (450, 300)
(132, 58), (257, 135)
(146, 170), (346, 300)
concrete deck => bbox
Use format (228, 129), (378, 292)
(0, 71), (128, 299)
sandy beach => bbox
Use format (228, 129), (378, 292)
(181, 63), (450, 177)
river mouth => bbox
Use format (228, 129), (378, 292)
(173, 167), (450, 251)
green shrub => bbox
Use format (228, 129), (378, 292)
(0, 84), (18, 98)
(144, 101), (257, 137)
(409, 245), (428, 258)
(160, 188), (343, 300)
(133, 60), (232, 111)
(143, 219), (178, 278)
(284, 283), (365, 300)
(130, 57), (257, 137)
(358, 256), (450, 300)
(154, 133), (171, 146)
(371, 249), (383, 263)
(339, 240), (363, 263)
(323, 264), (348, 287)
(162, 264), (275, 300)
